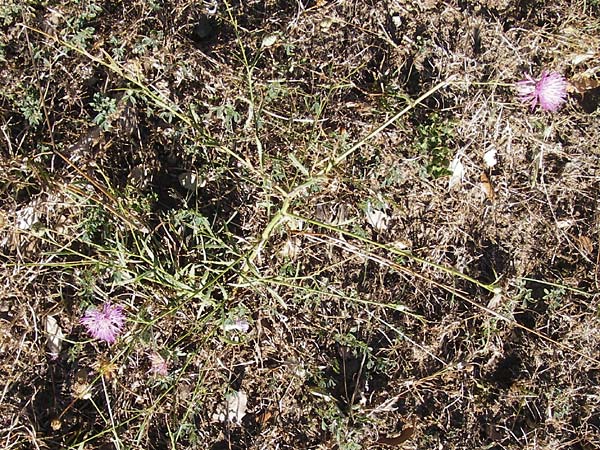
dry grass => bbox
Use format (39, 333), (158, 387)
(1, 0), (600, 449)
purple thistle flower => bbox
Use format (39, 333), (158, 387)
(80, 302), (125, 344)
(517, 70), (568, 112)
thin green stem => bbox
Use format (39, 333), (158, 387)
(101, 376), (122, 450)
(286, 210), (497, 292)
(520, 276), (595, 297)
(323, 76), (455, 173)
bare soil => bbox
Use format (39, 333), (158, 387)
(1, 1), (599, 449)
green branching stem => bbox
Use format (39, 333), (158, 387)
(286, 211), (498, 292)
(323, 76), (456, 174)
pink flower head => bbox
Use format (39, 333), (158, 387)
(80, 302), (125, 344)
(517, 70), (568, 112)
(148, 351), (169, 376)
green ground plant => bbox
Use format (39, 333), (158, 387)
(415, 113), (455, 179)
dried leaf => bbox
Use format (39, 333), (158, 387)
(261, 35), (278, 48)
(257, 408), (276, 426)
(483, 149), (497, 168)
(487, 290), (503, 309)
(480, 172), (495, 202)
(225, 390), (248, 424)
(320, 18), (334, 32)
(45, 315), (64, 358)
(568, 72), (600, 94)
(376, 425), (415, 446)
(365, 202), (389, 232)
(72, 368), (93, 400)
(448, 156), (464, 189)
(280, 236), (301, 259)
(578, 235), (594, 255)
(16, 205), (39, 230)
(371, 395), (400, 414)
(570, 50), (597, 66)
(179, 171), (206, 191)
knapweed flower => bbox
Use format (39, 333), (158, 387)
(80, 302), (125, 344)
(223, 318), (250, 333)
(517, 70), (568, 112)
(148, 351), (169, 376)
(93, 357), (119, 380)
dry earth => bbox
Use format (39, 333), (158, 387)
(1, 1), (600, 449)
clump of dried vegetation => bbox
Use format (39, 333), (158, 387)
(1, 0), (599, 449)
